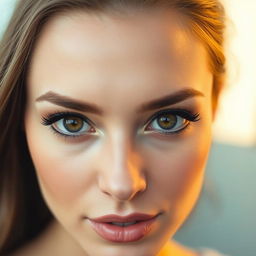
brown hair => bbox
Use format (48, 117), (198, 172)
(0, 0), (226, 254)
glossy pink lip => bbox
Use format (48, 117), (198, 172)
(87, 213), (159, 243)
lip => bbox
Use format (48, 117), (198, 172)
(87, 213), (160, 243)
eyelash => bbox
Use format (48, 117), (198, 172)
(41, 111), (95, 139)
(144, 109), (200, 136)
(40, 109), (200, 139)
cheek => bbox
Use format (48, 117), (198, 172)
(31, 153), (91, 207)
(147, 131), (212, 210)
(25, 112), (96, 212)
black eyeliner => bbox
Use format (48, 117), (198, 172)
(41, 108), (200, 139)
(41, 111), (91, 126)
(142, 108), (200, 136)
(41, 111), (95, 140)
(144, 108), (200, 126)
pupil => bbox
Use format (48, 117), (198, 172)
(64, 117), (83, 132)
(157, 114), (176, 129)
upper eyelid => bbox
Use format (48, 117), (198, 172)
(144, 108), (198, 125)
(45, 111), (94, 124)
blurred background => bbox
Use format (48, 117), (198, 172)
(1, 0), (255, 255)
(175, 2), (256, 256)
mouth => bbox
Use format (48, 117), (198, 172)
(108, 221), (138, 227)
(87, 213), (160, 243)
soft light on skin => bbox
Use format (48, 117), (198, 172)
(24, 8), (214, 256)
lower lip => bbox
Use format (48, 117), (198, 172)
(88, 217), (158, 243)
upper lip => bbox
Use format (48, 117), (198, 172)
(89, 213), (159, 223)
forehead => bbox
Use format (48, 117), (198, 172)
(27, 9), (212, 104)
(32, 9), (202, 64)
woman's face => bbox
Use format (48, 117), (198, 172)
(25, 9), (213, 256)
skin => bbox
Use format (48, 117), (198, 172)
(23, 8), (214, 256)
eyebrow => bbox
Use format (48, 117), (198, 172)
(36, 91), (104, 115)
(138, 88), (204, 112)
(35, 88), (204, 114)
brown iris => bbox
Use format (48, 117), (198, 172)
(157, 114), (177, 130)
(63, 117), (83, 132)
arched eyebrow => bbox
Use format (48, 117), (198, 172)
(36, 91), (103, 115)
(35, 88), (204, 115)
(137, 88), (204, 112)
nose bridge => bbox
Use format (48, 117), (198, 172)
(98, 129), (146, 201)
(113, 132), (136, 174)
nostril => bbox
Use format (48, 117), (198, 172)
(98, 175), (146, 202)
(97, 153), (147, 201)
(108, 186), (137, 201)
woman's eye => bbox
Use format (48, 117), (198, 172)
(41, 112), (96, 137)
(145, 110), (200, 134)
(53, 116), (94, 135)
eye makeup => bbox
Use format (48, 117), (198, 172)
(41, 111), (97, 140)
(143, 108), (200, 136)
(40, 108), (200, 140)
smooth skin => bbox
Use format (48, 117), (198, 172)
(21, 8), (214, 256)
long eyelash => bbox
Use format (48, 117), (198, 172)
(41, 109), (200, 140)
(147, 108), (200, 124)
(40, 111), (88, 126)
(40, 111), (93, 141)
(145, 108), (200, 136)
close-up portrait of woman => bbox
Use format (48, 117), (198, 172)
(0, 0), (227, 255)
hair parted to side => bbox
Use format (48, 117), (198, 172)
(0, 0), (226, 254)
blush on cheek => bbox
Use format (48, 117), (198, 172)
(27, 139), (92, 212)
(148, 136), (211, 210)
(35, 158), (81, 206)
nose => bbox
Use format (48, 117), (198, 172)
(98, 135), (146, 202)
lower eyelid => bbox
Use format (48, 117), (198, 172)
(49, 126), (91, 143)
(145, 122), (191, 137)
(146, 123), (187, 133)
